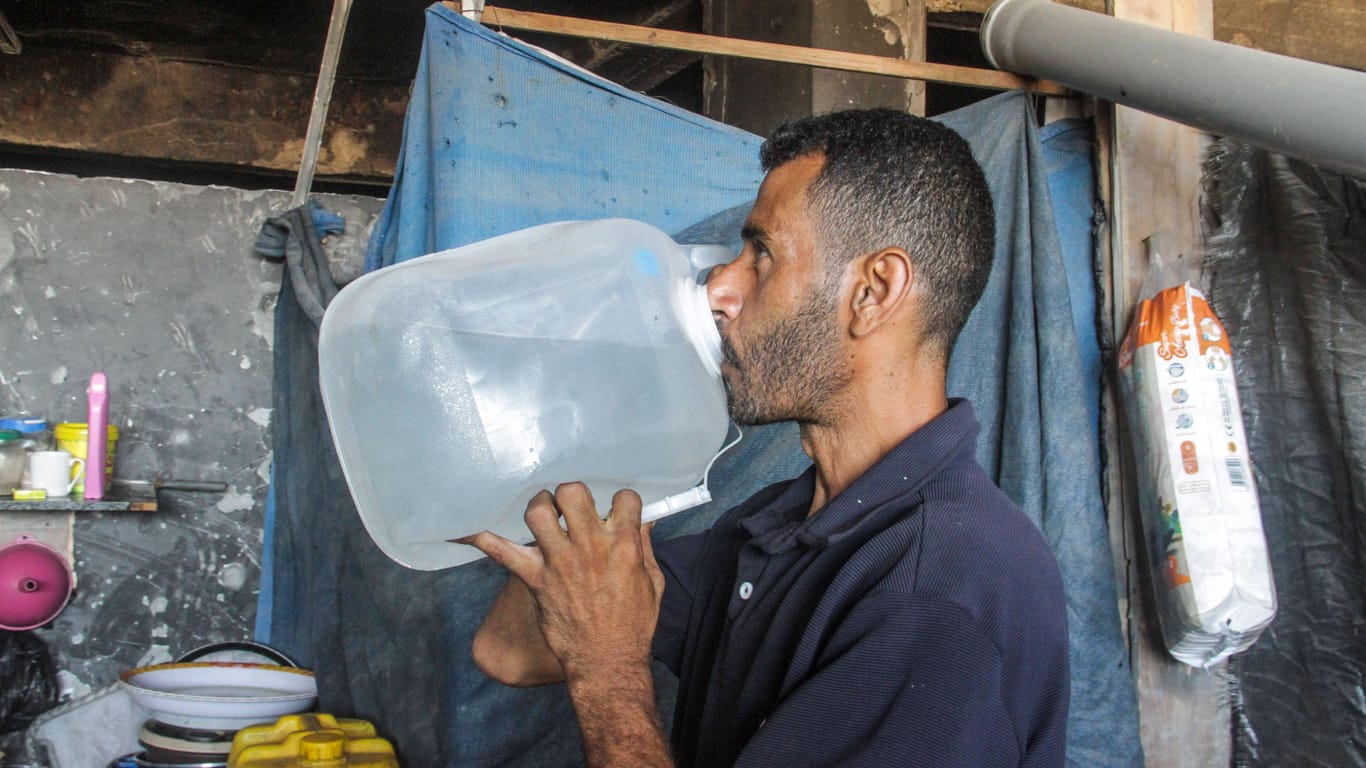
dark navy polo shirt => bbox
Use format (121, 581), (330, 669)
(653, 399), (1069, 767)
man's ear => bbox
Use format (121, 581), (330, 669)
(848, 247), (913, 338)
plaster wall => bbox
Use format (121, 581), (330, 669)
(0, 168), (381, 706)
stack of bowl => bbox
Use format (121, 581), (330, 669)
(114, 643), (316, 767)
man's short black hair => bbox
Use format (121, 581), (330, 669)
(760, 108), (995, 361)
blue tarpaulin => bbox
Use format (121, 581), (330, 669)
(262, 5), (1140, 765)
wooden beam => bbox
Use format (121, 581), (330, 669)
(927, 0), (1103, 12)
(813, 0), (928, 117)
(469, 4), (1069, 95)
(1105, 1), (1232, 766)
(524, 0), (704, 94)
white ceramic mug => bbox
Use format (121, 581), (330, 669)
(27, 450), (85, 498)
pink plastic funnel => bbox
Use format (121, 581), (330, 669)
(0, 535), (74, 630)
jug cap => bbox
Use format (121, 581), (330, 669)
(0, 417), (48, 433)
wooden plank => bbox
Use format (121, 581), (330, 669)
(524, 0), (703, 93)
(701, 0), (927, 138)
(812, 0), (928, 117)
(470, 4), (1069, 95)
(1091, 96), (1135, 657)
(702, 0), (817, 136)
(1107, 1), (1231, 767)
(927, 0), (1104, 13)
(0, 488), (158, 513)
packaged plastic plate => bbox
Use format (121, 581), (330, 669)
(1118, 251), (1277, 667)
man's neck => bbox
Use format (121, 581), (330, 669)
(798, 367), (948, 517)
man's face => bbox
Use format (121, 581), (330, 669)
(707, 155), (851, 426)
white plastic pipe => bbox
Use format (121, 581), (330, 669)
(981, 0), (1366, 177)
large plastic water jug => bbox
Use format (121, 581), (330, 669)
(318, 219), (733, 570)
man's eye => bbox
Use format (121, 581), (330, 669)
(754, 243), (770, 259)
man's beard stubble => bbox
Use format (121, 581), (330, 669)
(721, 289), (849, 427)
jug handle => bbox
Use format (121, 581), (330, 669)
(682, 244), (736, 279)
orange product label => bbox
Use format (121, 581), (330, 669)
(1127, 282), (1194, 363)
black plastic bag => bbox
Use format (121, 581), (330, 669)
(0, 630), (58, 735)
(1203, 139), (1366, 767)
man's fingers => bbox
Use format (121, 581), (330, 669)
(608, 488), (644, 531)
(461, 530), (543, 582)
(554, 482), (602, 538)
(524, 490), (569, 551)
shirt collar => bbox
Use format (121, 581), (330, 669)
(738, 398), (981, 553)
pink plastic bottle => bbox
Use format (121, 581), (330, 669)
(85, 372), (109, 500)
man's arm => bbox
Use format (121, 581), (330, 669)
(470, 573), (564, 687)
(566, 664), (672, 768)
(463, 483), (674, 768)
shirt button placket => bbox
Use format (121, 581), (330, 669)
(728, 551), (763, 618)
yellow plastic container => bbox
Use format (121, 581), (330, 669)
(229, 713), (400, 768)
(53, 422), (118, 496)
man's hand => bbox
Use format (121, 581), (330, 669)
(464, 482), (673, 767)
(465, 482), (665, 681)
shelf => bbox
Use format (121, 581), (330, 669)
(0, 483), (157, 513)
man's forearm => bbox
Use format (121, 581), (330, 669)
(471, 574), (565, 686)
(566, 663), (674, 768)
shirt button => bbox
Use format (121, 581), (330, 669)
(738, 581), (754, 600)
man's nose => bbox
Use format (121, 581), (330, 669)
(706, 259), (747, 323)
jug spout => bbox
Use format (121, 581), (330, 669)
(674, 277), (723, 378)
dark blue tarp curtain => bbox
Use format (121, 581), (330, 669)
(260, 5), (1141, 766)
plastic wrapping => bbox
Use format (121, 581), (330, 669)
(0, 630), (58, 735)
(1202, 140), (1366, 767)
(1118, 238), (1277, 667)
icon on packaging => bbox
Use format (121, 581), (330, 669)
(1180, 440), (1199, 474)
(1199, 317), (1223, 343)
(1206, 347), (1230, 371)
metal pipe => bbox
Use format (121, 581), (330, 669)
(292, 0), (354, 208)
(981, 0), (1366, 177)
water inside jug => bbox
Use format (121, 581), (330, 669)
(319, 219), (734, 570)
